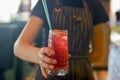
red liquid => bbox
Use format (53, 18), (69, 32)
(48, 30), (68, 70)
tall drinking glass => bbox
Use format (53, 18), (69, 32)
(47, 29), (69, 76)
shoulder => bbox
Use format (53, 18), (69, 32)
(30, 0), (43, 18)
(30, 0), (55, 20)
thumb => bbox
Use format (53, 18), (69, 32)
(40, 66), (48, 78)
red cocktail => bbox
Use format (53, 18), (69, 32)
(47, 30), (68, 75)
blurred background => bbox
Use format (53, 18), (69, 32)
(0, 0), (120, 80)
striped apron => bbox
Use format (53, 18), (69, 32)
(35, 0), (95, 80)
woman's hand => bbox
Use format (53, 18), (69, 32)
(38, 47), (57, 78)
(38, 47), (71, 78)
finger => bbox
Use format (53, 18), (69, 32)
(42, 56), (57, 64)
(39, 60), (54, 70)
(40, 47), (55, 56)
(39, 51), (57, 64)
(40, 66), (48, 78)
(67, 54), (71, 58)
(39, 47), (57, 64)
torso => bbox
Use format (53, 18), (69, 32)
(35, 1), (95, 80)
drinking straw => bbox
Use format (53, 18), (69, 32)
(42, 0), (52, 30)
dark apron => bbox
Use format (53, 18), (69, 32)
(35, 0), (94, 80)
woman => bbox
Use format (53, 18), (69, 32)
(14, 0), (109, 80)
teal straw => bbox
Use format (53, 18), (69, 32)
(42, 0), (52, 30)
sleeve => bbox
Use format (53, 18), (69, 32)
(30, 0), (46, 20)
(88, 0), (109, 25)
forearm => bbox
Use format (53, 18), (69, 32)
(14, 41), (40, 64)
(13, 16), (44, 64)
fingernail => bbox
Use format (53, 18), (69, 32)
(48, 52), (55, 56)
(49, 65), (54, 69)
(52, 60), (57, 64)
(52, 51), (55, 55)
